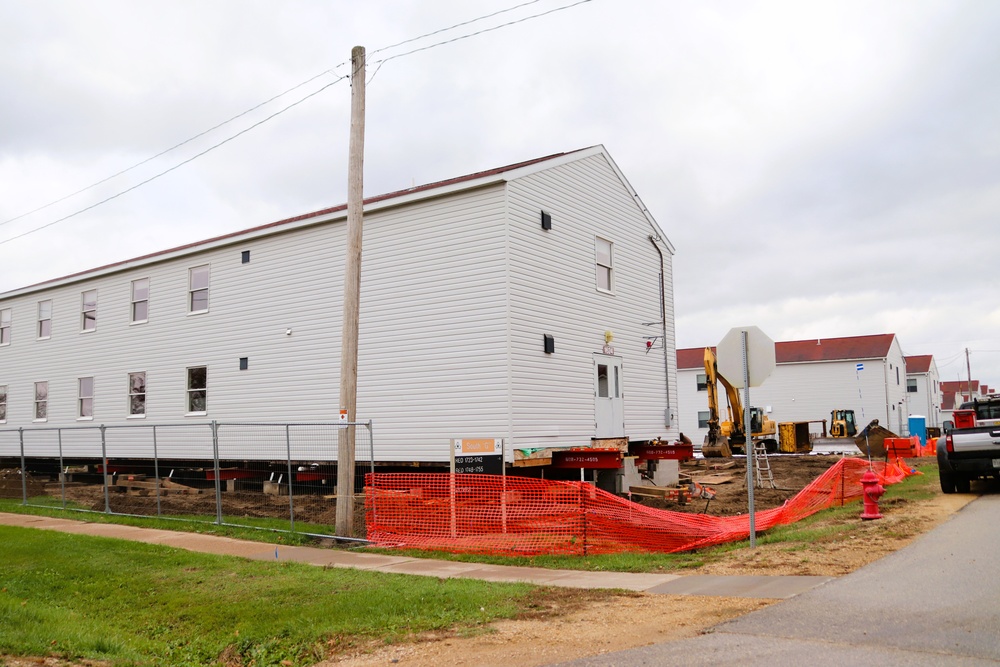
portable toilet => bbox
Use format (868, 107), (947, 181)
(908, 415), (927, 447)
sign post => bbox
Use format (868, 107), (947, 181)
(450, 439), (505, 537)
(717, 325), (775, 548)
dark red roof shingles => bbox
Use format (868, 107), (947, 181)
(677, 334), (897, 369)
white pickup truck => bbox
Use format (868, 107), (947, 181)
(937, 395), (1000, 493)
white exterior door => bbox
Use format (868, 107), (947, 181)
(594, 355), (625, 438)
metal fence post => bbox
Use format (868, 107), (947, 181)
(153, 425), (162, 517)
(211, 421), (222, 525)
(18, 427), (26, 505)
(57, 427), (66, 509)
(100, 424), (111, 514)
(285, 424), (295, 532)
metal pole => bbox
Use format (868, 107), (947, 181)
(100, 424), (111, 514)
(743, 330), (756, 548)
(286, 424), (295, 533)
(211, 421), (222, 525)
(58, 427), (65, 509)
(18, 428), (26, 505)
(153, 425), (162, 517)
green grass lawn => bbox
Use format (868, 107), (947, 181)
(0, 526), (540, 666)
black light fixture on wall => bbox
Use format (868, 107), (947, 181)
(543, 334), (555, 354)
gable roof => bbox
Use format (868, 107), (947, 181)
(6, 145), (669, 297)
(676, 334), (898, 370)
(904, 355), (933, 374)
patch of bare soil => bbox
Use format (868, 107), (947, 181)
(317, 457), (973, 667)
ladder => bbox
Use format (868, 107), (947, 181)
(752, 442), (776, 489)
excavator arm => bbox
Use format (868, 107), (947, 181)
(703, 348), (738, 457)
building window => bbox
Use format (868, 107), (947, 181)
(189, 265), (210, 313)
(696, 373), (708, 391)
(907, 378), (918, 393)
(0, 308), (10, 345)
(595, 237), (613, 292)
(0, 385), (7, 422)
(131, 278), (149, 323)
(187, 366), (207, 413)
(34, 381), (48, 420)
(38, 300), (52, 339)
(78, 377), (94, 418)
(128, 372), (146, 416)
(698, 411), (710, 428)
(81, 289), (97, 332)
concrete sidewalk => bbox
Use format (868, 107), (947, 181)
(0, 512), (832, 599)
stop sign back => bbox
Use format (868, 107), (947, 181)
(716, 326), (775, 388)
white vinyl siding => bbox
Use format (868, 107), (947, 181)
(505, 153), (676, 452)
(0, 147), (678, 462)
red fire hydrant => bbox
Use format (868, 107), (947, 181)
(860, 469), (884, 520)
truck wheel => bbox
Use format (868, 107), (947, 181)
(956, 476), (971, 494)
(940, 470), (957, 494)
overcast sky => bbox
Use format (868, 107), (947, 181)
(2, 0), (999, 387)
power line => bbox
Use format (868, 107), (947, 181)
(369, 0), (593, 77)
(2, 0), (595, 245)
(0, 78), (345, 247)
(0, 68), (344, 230)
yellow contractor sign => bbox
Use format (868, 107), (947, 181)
(451, 438), (504, 475)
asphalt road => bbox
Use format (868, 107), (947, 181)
(560, 491), (1000, 667)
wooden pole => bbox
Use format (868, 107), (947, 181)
(336, 46), (366, 537)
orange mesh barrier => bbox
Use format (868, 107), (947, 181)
(366, 457), (916, 556)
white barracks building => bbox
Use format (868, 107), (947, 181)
(0, 146), (679, 464)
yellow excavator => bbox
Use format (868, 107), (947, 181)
(702, 347), (778, 457)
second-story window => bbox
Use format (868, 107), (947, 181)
(81, 290), (97, 332)
(131, 278), (149, 323)
(0, 308), (10, 345)
(595, 237), (614, 292)
(696, 373), (708, 391)
(38, 300), (52, 339)
(189, 265), (210, 313)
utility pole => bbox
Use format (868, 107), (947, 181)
(966, 347), (972, 401)
(336, 46), (366, 537)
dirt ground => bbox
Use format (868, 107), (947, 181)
(319, 456), (973, 667)
(1, 457), (975, 667)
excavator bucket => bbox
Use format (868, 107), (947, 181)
(854, 419), (897, 458)
(702, 437), (732, 458)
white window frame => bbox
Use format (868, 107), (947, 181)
(38, 300), (52, 339)
(81, 289), (97, 332)
(0, 308), (10, 346)
(78, 376), (94, 419)
(696, 373), (708, 391)
(186, 366), (207, 415)
(0, 384), (7, 423)
(595, 237), (614, 293)
(34, 381), (48, 421)
(189, 265), (210, 314)
(131, 278), (149, 324)
(128, 372), (146, 417)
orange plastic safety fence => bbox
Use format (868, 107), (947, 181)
(365, 457), (916, 556)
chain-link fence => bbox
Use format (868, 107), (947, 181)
(0, 421), (374, 541)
